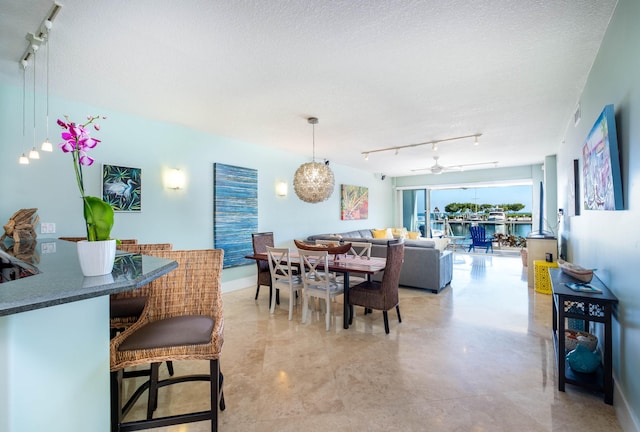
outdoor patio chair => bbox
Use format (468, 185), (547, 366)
(468, 225), (494, 253)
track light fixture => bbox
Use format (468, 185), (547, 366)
(16, 2), (62, 163)
(361, 133), (482, 158)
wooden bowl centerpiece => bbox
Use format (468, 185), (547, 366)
(294, 239), (352, 256)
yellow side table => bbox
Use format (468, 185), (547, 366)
(533, 260), (558, 294)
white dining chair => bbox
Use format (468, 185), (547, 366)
(297, 248), (345, 331)
(266, 246), (303, 320)
(337, 241), (372, 287)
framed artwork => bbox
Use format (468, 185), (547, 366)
(102, 164), (142, 212)
(213, 163), (258, 268)
(340, 184), (368, 220)
(573, 159), (580, 216)
(582, 104), (623, 211)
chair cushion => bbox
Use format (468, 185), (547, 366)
(110, 296), (147, 318)
(118, 315), (215, 351)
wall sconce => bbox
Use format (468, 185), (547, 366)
(166, 168), (186, 190)
(275, 181), (288, 197)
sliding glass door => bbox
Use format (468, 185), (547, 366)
(401, 189), (427, 236)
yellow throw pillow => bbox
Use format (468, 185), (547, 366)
(407, 231), (420, 240)
(372, 229), (388, 239)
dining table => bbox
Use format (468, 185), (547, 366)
(245, 251), (387, 329)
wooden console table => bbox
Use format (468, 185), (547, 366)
(549, 268), (618, 404)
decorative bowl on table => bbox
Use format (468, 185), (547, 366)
(294, 239), (352, 255)
(564, 329), (598, 352)
(566, 344), (601, 374)
(557, 259), (594, 283)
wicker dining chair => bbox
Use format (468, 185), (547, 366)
(348, 239), (405, 334)
(110, 249), (225, 431)
(252, 232), (279, 305)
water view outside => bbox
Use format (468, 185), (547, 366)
(430, 185), (532, 215)
(421, 185), (533, 239)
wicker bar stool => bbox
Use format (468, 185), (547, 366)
(110, 249), (225, 431)
(110, 243), (173, 332)
(110, 243), (175, 377)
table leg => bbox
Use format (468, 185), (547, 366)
(343, 272), (350, 329)
(604, 305), (614, 404)
(557, 297), (566, 392)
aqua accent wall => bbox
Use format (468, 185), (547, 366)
(0, 83), (394, 291)
(557, 0), (640, 429)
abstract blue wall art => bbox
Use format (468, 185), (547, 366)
(213, 163), (258, 268)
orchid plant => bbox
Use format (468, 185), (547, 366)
(58, 115), (114, 242)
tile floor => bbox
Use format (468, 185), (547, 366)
(121, 252), (622, 431)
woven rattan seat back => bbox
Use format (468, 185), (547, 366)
(266, 246), (303, 320)
(110, 249), (225, 431)
(117, 242), (172, 253)
(297, 248), (344, 331)
(110, 243), (174, 330)
(252, 232), (278, 304)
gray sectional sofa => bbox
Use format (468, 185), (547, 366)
(306, 229), (453, 293)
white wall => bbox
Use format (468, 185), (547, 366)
(556, 0), (640, 429)
(0, 83), (394, 287)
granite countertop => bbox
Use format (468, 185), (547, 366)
(0, 239), (178, 317)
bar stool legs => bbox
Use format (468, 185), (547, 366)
(110, 359), (224, 432)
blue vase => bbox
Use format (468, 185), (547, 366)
(566, 344), (601, 374)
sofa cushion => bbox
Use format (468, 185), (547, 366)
(404, 239), (435, 248)
(358, 229), (373, 238)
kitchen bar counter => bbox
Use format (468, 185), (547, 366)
(1, 239), (177, 316)
(0, 239), (178, 432)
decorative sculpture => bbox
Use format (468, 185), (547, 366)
(1, 208), (39, 243)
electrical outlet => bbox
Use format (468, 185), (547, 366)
(40, 222), (56, 234)
(41, 242), (56, 254)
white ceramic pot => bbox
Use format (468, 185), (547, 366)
(77, 239), (116, 277)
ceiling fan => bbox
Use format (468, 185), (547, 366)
(411, 156), (499, 175)
(411, 156), (459, 175)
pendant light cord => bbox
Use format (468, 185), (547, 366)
(312, 122), (316, 162)
(33, 48), (37, 146)
(22, 63), (26, 140)
(45, 34), (50, 140)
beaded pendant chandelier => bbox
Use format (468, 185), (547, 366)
(293, 117), (335, 203)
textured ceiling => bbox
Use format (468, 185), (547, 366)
(0, 0), (617, 177)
